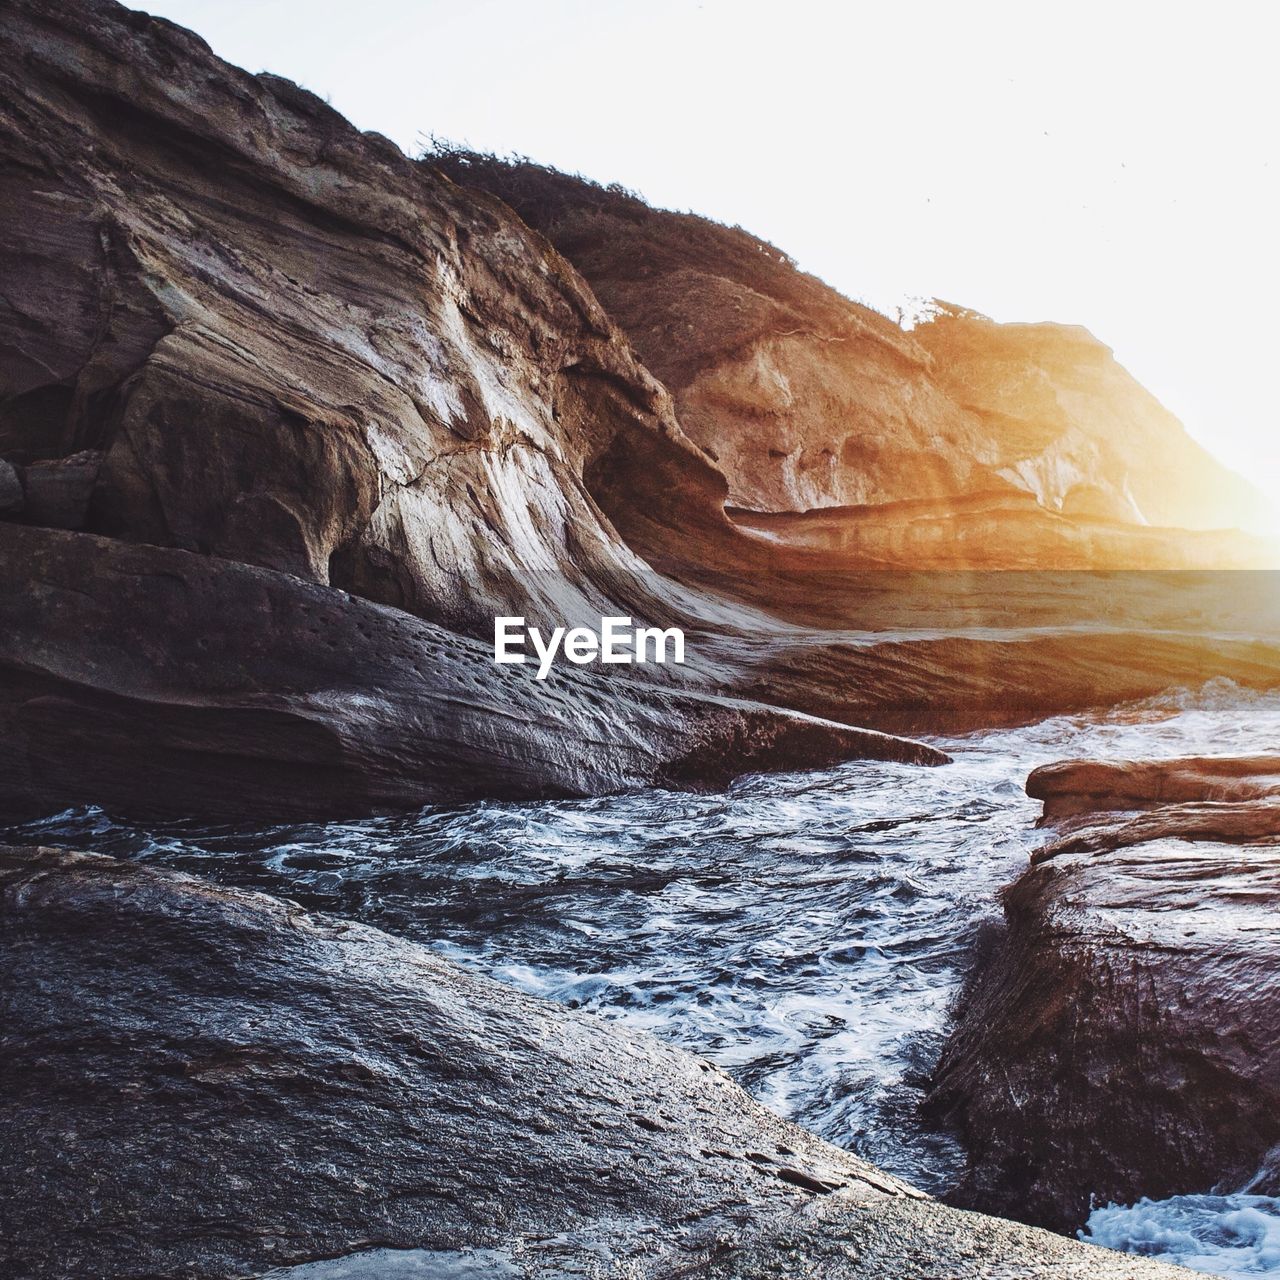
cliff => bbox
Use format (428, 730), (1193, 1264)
(3, 0), (1280, 823)
(432, 154), (1271, 543)
(0, 0), (957, 817)
(0, 0), (728, 633)
(914, 304), (1272, 532)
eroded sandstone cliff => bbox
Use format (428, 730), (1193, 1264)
(433, 154), (1271, 550)
(915, 304), (1272, 532)
(0, 0), (956, 816)
(0, 0), (731, 633)
(3, 0), (1280, 825)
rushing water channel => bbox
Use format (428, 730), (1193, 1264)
(9, 678), (1280, 1277)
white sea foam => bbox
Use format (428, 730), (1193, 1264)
(1083, 1194), (1280, 1277)
(261, 1247), (518, 1278)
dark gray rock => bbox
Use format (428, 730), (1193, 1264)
(0, 845), (1190, 1278)
(0, 458), (20, 512)
(18, 449), (102, 529)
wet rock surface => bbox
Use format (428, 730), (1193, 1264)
(0, 524), (944, 822)
(1028, 754), (1280, 820)
(0, 844), (1191, 1278)
(18, 450), (103, 529)
(930, 753), (1280, 1232)
(0, 458), (21, 512)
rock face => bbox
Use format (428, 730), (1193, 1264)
(431, 155), (1270, 542)
(0, 523), (945, 821)
(929, 753), (1280, 1232)
(914, 305), (1273, 534)
(0, 844), (1191, 1278)
(0, 0), (957, 817)
(423, 157), (1005, 518)
(0, 458), (21, 512)
(3, 0), (1280, 825)
(0, 0), (731, 633)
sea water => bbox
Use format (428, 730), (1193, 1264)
(9, 677), (1280, 1274)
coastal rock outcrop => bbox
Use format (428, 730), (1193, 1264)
(423, 157), (1004, 518)
(0, 844), (1192, 1278)
(914, 305), (1272, 534)
(729, 493), (1277, 569)
(432, 155), (1271, 548)
(0, 524), (944, 822)
(0, 0), (731, 633)
(1028, 754), (1280, 821)
(0, 0), (956, 817)
(929, 753), (1280, 1232)
(3, 0), (1280, 826)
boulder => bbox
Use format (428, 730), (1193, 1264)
(0, 844), (1191, 1278)
(929, 754), (1280, 1232)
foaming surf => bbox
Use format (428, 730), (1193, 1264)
(1083, 1194), (1280, 1277)
(1082, 1151), (1280, 1277)
(6, 677), (1280, 1265)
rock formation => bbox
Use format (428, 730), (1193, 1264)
(0, 844), (1192, 1278)
(728, 493), (1272, 569)
(1028, 754), (1280, 821)
(0, 0), (733, 633)
(0, 0), (956, 817)
(929, 753), (1280, 1232)
(3, 0), (1279, 825)
(915, 304), (1273, 533)
(0, 523), (947, 821)
(433, 154), (1272, 552)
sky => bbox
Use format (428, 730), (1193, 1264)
(143, 0), (1279, 511)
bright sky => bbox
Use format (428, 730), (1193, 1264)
(145, 0), (1280, 509)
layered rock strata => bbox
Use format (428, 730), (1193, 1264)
(930, 753), (1280, 1231)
